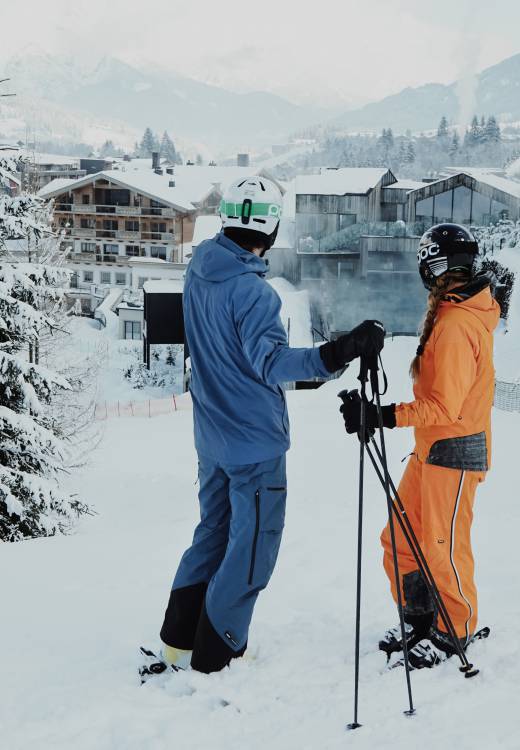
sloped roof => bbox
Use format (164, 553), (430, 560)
(408, 169), (520, 201)
(38, 164), (285, 214)
(296, 168), (392, 196)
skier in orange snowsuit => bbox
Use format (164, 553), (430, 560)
(341, 223), (500, 668)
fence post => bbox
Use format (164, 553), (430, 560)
(105, 401), (108, 419)
(173, 394), (177, 411)
(148, 400), (151, 418)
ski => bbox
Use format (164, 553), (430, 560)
(379, 623), (423, 659)
(388, 626), (490, 672)
(138, 646), (182, 685)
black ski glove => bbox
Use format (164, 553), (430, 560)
(319, 320), (386, 374)
(339, 390), (396, 437)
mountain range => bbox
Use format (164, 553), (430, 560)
(1, 51), (520, 157)
(334, 53), (520, 133)
(0, 53), (328, 153)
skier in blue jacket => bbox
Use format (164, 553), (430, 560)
(157, 176), (385, 674)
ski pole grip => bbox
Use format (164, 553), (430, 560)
(358, 355), (378, 385)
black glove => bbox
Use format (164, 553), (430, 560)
(319, 320), (386, 374)
(338, 389), (396, 440)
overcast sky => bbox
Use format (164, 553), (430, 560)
(2, 0), (520, 106)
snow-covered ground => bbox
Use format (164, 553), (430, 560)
(1, 336), (519, 750)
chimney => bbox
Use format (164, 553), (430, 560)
(152, 151), (160, 170)
(166, 167), (174, 175)
(237, 153), (250, 167)
(169, 180), (175, 187)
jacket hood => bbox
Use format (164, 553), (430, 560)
(441, 271), (501, 333)
(189, 231), (267, 282)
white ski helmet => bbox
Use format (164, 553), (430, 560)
(220, 176), (283, 236)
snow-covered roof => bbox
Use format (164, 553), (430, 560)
(192, 215), (221, 247)
(409, 169), (520, 201)
(143, 279), (184, 294)
(38, 163), (285, 216)
(39, 178), (79, 198)
(127, 256), (167, 264)
(296, 168), (391, 196)
(385, 179), (424, 191)
(0, 166), (21, 186)
(38, 169), (195, 212)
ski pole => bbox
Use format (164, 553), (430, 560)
(346, 362), (368, 732)
(369, 359), (415, 716)
(366, 439), (478, 677)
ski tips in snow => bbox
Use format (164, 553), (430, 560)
(138, 646), (182, 685)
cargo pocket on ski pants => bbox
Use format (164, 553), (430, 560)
(248, 484), (287, 590)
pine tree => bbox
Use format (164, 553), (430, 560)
(160, 131), (178, 163)
(449, 131), (460, 158)
(405, 139), (416, 164)
(484, 115), (501, 143)
(0, 154), (89, 541)
(437, 116), (449, 140)
(139, 127), (157, 157)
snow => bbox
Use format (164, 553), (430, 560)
(192, 215), (221, 247)
(296, 168), (391, 196)
(38, 178), (79, 198)
(1, 335), (519, 748)
(268, 277), (313, 348)
(144, 279), (184, 294)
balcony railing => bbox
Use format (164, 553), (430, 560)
(141, 231), (175, 241)
(116, 230), (140, 240)
(67, 204), (175, 218)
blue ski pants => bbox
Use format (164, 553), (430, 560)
(167, 453), (287, 655)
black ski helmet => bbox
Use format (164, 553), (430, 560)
(417, 223), (479, 290)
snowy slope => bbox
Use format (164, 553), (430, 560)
(0, 337), (519, 750)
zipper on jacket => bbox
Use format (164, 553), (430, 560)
(248, 490), (260, 585)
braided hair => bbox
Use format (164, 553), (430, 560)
(409, 272), (468, 380)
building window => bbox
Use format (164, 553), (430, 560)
(125, 220), (139, 232)
(80, 242), (96, 252)
(100, 271), (111, 284)
(432, 190), (453, 225)
(125, 245), (141, 256)
(83, 271), (94, 283)
(452, 186), (472, 225)
(82, 194), (90, 204)
(80, 218), (95, 229)
(415, 196), (434, 225)
(103, 243), (118, 255)
(125, 321), (142, 340)
(150, 245), (167, 260)
(115, 273), (127, 286)
(150, 222), (167, 233)
(103, 219), (118, 231)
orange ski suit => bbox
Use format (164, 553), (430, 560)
(381, 284), (500, 641)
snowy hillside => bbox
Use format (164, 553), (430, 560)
(1, 336), (519, 749)
(1, 52), (327, 151)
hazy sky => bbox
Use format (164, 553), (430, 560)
(2, 0), (520, 106)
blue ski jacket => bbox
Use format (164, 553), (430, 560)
(184, 232), (330, 465)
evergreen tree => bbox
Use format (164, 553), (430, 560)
(484, 115), (501, 143)
(160, 131), (178, 163)
(437, 116), (449, 140)
(0, 155), (89, 540)
(139, 127), (158, 157)
(405, 139), (416, 164)
(449, 131), (460, 158)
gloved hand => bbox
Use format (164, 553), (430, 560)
(319, 320), (385, 374)
(338, 389), (396, 440)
